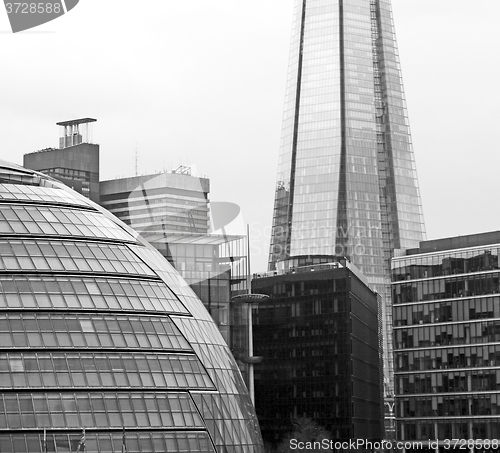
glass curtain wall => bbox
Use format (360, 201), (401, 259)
(268, 0), (425, 403)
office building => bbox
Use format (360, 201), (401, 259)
(267, 0), (426, 408)
(393, 232), (500, 450)
(0, 160), (263, 452)
(23, 118), (99, 202)
(99, 170), (248, 346)
(252, 260), (382, 444)
(99, 166), (210, 236)
(24, 125), (249, 350)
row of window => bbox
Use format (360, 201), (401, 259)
(0, 204), (134, 242)
(394, 297), (500, 326)
(0, 351), (213, 390)
(0, 183), (90, 208)
(393, 273), (500, 304)
(0, 431), (215, 453)
(395, 345), (500, 372)
(395, 321), (500, 348)
(0, 392), (203, 430)
(0, 275), (188, 314)
(396, 369), (500, 394)
(120, 210), (208, 225)
(99, 185), (207, 204)
(128, 214), (208, 231)
(398, 419), (500, 441)
(392, 248), (500, 281)
(0, 239), (154, 276)
(0, 313), (190, 352)
(105, 195), (207, 212)
(49, 167), (92, 179)
(398, 394), (500, 417)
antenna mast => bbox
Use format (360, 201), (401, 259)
(134, 143), (138, 176)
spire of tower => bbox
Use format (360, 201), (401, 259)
(135, 143), (138, 177)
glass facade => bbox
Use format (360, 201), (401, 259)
(99, 173), (249, 345)
(99, 173), (253, 388)
(0, 161), (263, 452)
(252, 263), (381, 444)
(392, 234), (500, 449)
(268, 0), (425, 403)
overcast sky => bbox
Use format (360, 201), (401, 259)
(1, 1), (499, 272)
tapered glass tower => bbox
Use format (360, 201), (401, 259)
(268, 0), (425, 407)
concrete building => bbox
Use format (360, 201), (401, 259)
(23, 118), (99, 202)
(392, 231), (500, 451)
(99, 168), (210, 235)
(99, 169), (248, 347)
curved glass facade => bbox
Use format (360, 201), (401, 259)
(0, 161), (263, 452)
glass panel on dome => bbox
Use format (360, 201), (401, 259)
(0, 183), (93, 208)
(0, 204), (136, 243)
(0, 276), (189, 315)
(0, 313), (192, 352)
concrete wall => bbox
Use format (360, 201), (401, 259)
(24, 143), (99, 177)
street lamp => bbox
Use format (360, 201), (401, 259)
(230, 293), (268, 404)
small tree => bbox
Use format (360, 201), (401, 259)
(275, 417), (333, 453)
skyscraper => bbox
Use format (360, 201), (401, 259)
(268, 0), (426, 407)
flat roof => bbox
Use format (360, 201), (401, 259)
(407, 230), (500, 255)
(56, 118), (97, 127)
(139, 232), (244, 245)
(253, 260), (370, 287)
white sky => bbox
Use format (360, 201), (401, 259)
(1, 1), (499, 273)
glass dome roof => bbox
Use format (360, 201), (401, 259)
(0, 162), (263, 452)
